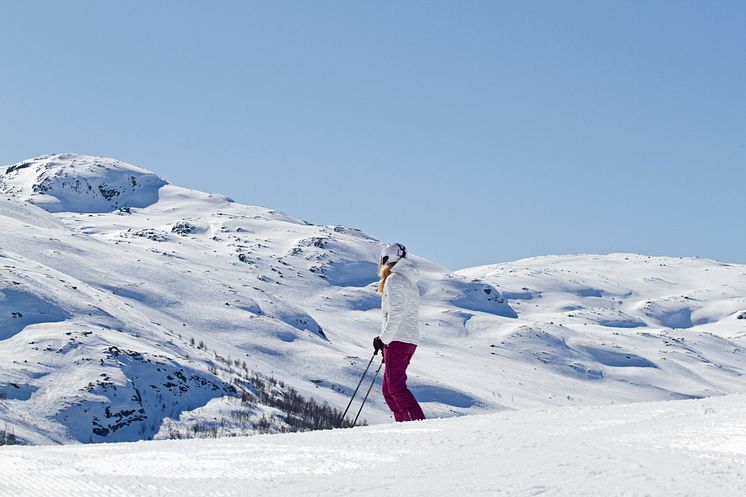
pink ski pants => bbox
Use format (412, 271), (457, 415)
(382, 341), (426, 422)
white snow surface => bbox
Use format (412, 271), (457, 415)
(3, 393), (746, 497)
(1, 153), (746, 446)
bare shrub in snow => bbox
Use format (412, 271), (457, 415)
(0, 425), (18, 446)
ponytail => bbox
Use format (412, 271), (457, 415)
(377, 262), (396, 295)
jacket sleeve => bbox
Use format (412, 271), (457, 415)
(379, 275), (405, 345)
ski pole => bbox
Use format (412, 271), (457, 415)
(352, 359), (384, 427)
(339, 352), (377, 427)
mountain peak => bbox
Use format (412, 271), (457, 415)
(0, 153), (167, 213)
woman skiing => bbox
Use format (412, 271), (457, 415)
(373, 243), (426, 422)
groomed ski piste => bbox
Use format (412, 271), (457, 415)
(3, 393), (746, 497)
(2, 154), (746, 495)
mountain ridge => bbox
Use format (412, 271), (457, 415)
(1, 153), (745, 445)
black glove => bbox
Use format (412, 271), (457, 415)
(373, 336), (385, 356)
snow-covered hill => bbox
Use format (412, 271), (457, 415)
(1, 153), (745, 445)
(0, 154), (166, 213)
(3, 393), (746, 497)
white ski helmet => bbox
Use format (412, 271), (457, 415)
(380, 243), (407, 266)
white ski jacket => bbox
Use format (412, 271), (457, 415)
(380, 257), (420, 345)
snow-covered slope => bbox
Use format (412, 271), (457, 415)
(3, 393), (746, 497)
(457, 255), (746, 402)
(1, 153), (745, 445)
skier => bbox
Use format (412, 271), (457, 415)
(373, 243), (426, 422)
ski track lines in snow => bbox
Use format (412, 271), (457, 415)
(3, 394), (746, 497)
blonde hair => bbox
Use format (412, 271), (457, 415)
(377, 262), (396, 295)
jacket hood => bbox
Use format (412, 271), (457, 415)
(391, 256), (419, 283)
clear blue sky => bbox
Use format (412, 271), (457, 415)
(2, 1), (744, 270)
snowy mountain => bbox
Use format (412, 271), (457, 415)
(1, 153), (745, 446)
